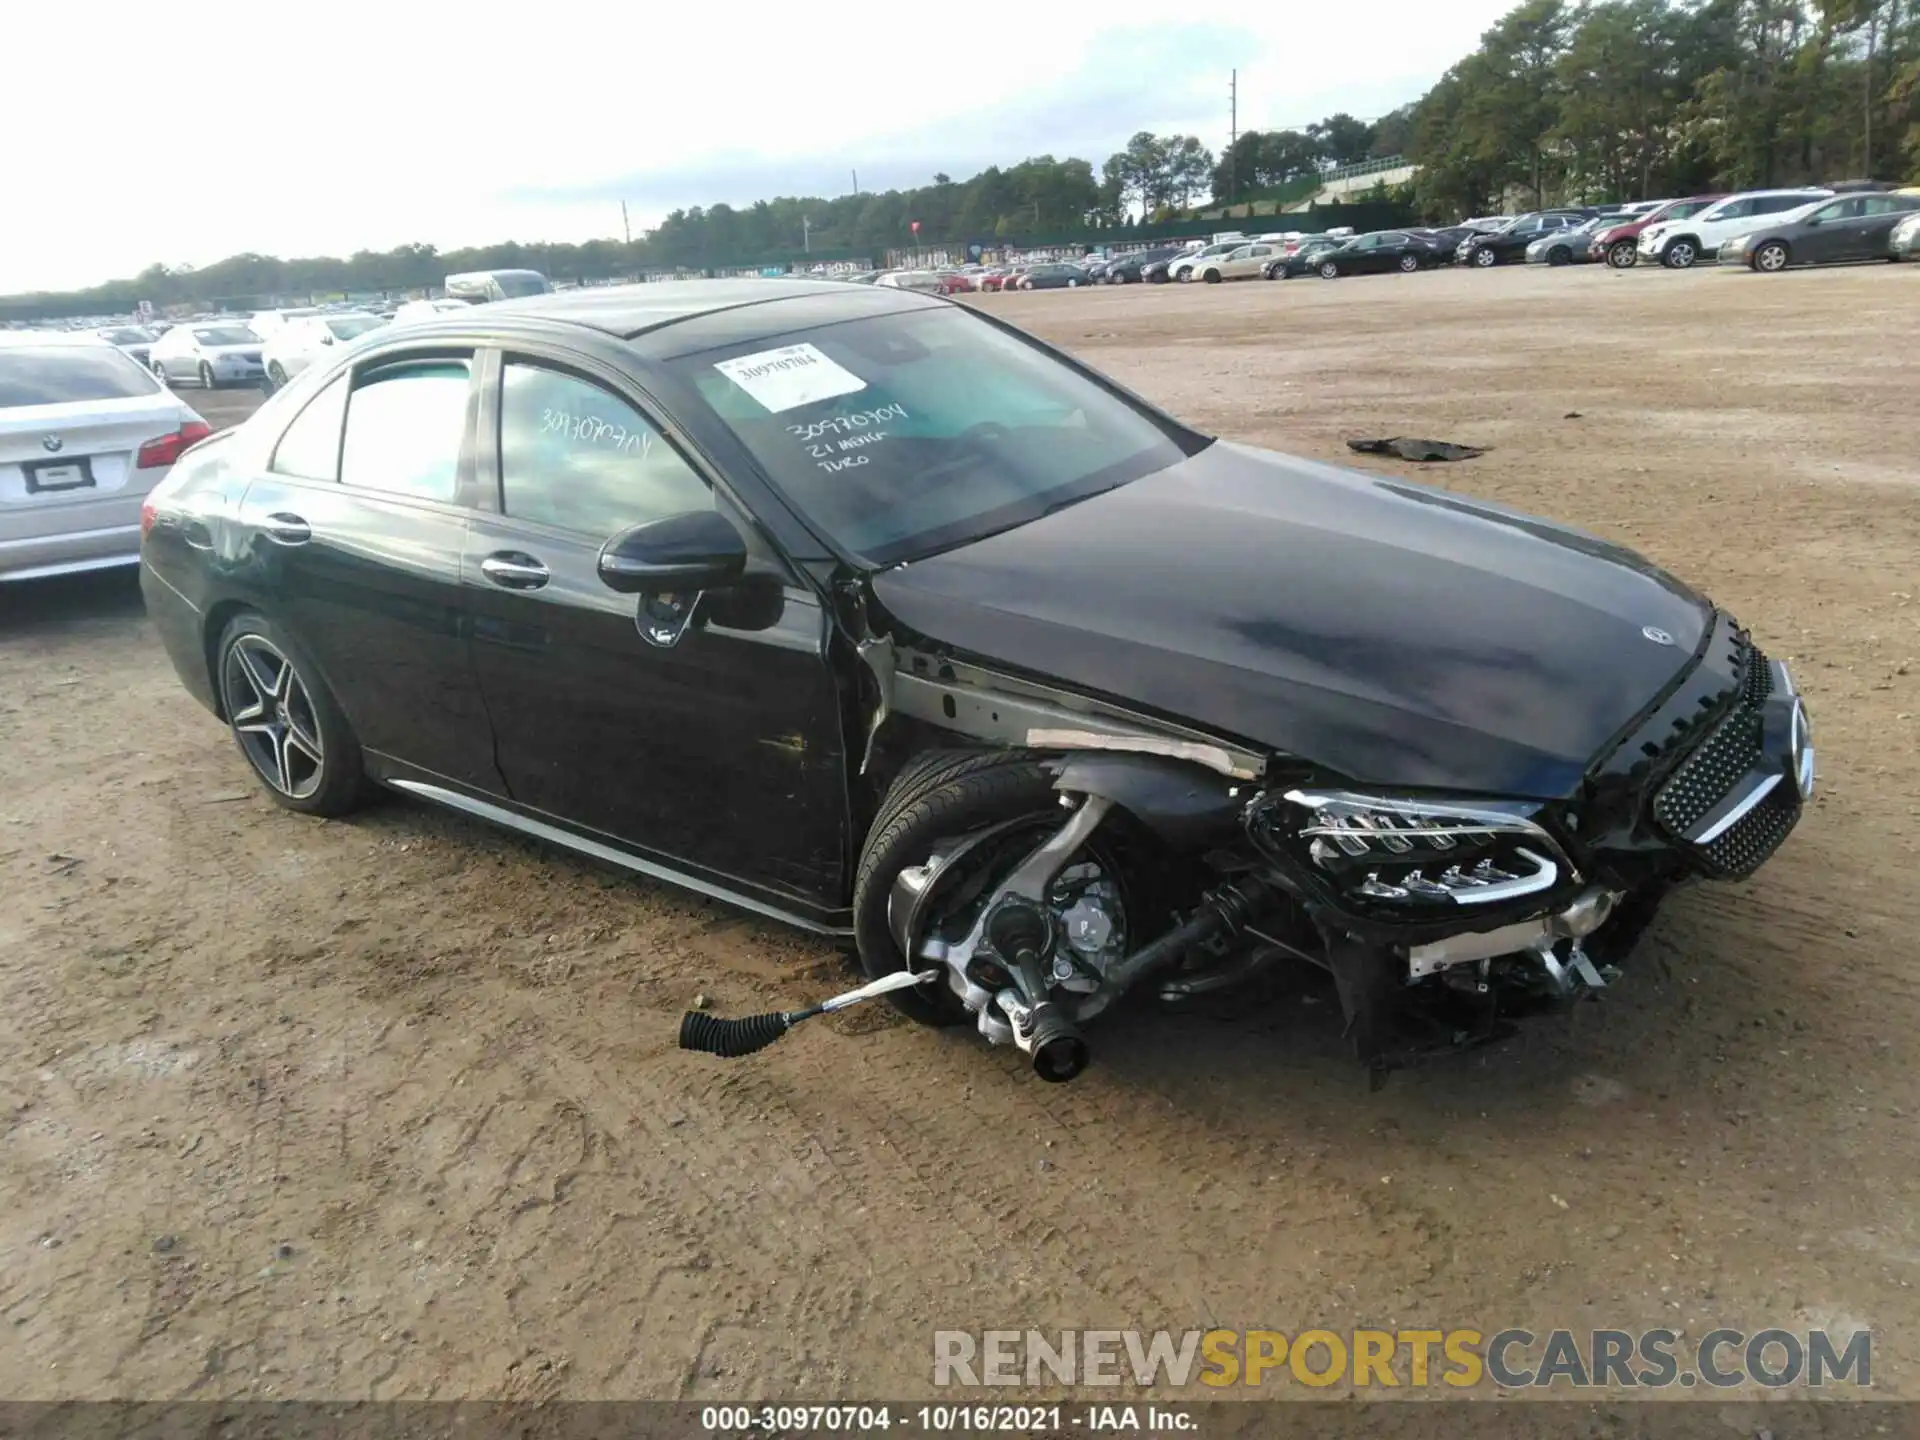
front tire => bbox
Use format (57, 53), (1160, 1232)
(216, 614), (368, 817)
(1754, 240), (1789, 273)
(1472, 247), (1498, 268)
(1607, 240), (1637, 268)
(198, 361), (217, 389)
(1547, 247), (1571, 266)
(1318, 261), (1339, 279)
(854, 753), (1062, 1026)
(1662, 240), (1698, 269)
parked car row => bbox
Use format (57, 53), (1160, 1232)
(887, 182), (1920, 300)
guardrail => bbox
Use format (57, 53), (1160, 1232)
(1321, 155), (1410, 182)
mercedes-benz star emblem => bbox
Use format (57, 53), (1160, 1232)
(41, 434), (62, 453)
(1642, 626), (1674, 646)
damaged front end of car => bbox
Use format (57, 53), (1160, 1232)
(846, 609), (1814, 1084)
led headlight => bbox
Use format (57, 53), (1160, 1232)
(1247, 789), (1574, 908)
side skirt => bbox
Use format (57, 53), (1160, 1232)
(382, 775), (853, 940)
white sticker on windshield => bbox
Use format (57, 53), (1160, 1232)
(714, 342), (868, 413)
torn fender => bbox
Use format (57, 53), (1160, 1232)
(862, 644), (1266, 782)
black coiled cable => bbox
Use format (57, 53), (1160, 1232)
(678, 1009), (798, 1058)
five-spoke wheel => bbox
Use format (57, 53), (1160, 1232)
(216, 615), (368, 815)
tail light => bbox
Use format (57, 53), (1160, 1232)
(136, 419), (213, 470)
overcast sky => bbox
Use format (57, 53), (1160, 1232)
(6, 0), (1516, 294)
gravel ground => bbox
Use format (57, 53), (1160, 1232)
(3, 262), (1917, 1403)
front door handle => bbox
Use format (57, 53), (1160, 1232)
(480, 551), (550, 590)
(262, 512), (310, 545)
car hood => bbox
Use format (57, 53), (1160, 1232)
(870, 442), (1712, 800)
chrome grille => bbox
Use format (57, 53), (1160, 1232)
(1699, 784), (1799, 879)
(1653, 699), (1764, 836)
(1651, 643), (1799, 878)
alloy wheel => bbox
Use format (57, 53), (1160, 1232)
(1755, 242), (1788, 273)
(1608, 242), (1636, 269)
(198, 362), (216, 389)
(1666, 242), (1696, 269)
(222, 634), (325, 800)
(1398, 254), (1418, 272)
(1319, 261), (1339, 279)
(1474, 248), (1497, 267)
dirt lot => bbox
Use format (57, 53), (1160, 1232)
(3, 263), (1918, 1403)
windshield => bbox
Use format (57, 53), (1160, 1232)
(326, 316), (384, 340)
(97, 327), (150, 344)
(673, 308), (1198, 566)
(0, 347), (162, 407)
(194, 326), (259, 346)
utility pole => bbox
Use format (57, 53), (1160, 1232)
(1864, 12), (1877, 175)
(620, 200), (631, 245)
(803, 215), (811, 253)
(852, 169), (859, 195)
(1229, 69), (1239, 203)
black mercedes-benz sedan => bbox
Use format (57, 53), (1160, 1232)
(1311, 230), (1448, 277)
(140, 280), (1815, 1082)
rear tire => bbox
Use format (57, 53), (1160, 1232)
(1203, 268), (1221, 283)
(152, 359), (168, 383)
(215, 613), (369, 818)
(1398, 253), (1419, 272)
(853, 754), (1063, 1027)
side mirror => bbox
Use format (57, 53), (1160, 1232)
(597, 509), (747, 595)
(1801, 213), (1822, 227)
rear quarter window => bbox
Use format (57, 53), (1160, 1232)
(0, 348), (162, 407)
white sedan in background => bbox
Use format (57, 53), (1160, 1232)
(1, 332), (209, 582)
(260, 312), (386, 388)
(148, 322), (266, 389)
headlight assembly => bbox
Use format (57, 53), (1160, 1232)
(1246, 788), (1576, 909)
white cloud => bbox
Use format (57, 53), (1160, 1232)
(3, 0), (1514, 292)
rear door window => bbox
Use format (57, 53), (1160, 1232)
(339, 358), (472, 503)
(270, 375), (349, 481)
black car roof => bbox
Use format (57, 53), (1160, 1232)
(473, 278), (941, 348)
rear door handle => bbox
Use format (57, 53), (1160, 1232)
(262, 512), (310, 545)
(480, 551), (550, 590)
